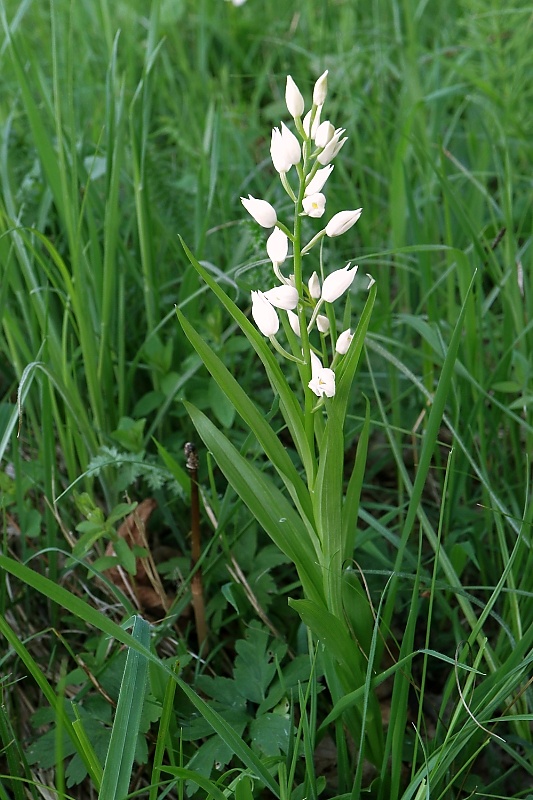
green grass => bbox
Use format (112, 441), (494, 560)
(1, 0), (532, 798)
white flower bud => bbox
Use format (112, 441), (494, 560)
(287, 309), (301, 336)
(305, 164), (334, 197)
(367, 273), (376, 289)
(285, 75), (305, 118)
(325, 208), (362, 237)
(316, 314), (330, 333)
(241, 195), (277, 228)
(308, 271), (321, 299)
(263, 284), (299, 310)
(313, 70), (328, 106)
(335, 328), (353, 354)
(314, 120), (335, 149)
(266, 227), (288, 265)
(303, 105), (321, 138)
(270, 122), (301, 173)
(321, 263), (358, 303)
(251, 291), (279, 336)
(317, 128), (347, 165)
(302, 192), (326, 218)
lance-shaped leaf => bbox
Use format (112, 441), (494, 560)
(177, 309), (315, 530)
(185, 402), (324, 606)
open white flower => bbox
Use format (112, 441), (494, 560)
(241, 195), (277, 228)
(266, 227), (288, 265)
(325, 208), (362, 237)
(251, 291), (279, 336)
(321, 263), (358, 303)
(308, 352), (335, 398)
(302, 193), (326, 218)
(263, 284), (299, 310)
(270, 122), (301, 173)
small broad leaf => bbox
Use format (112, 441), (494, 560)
(249, 713), (291, 757)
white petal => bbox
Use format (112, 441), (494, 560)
(308, 271), (321, 299)
(251, 291), (279, 335)
(287, 310), (301, 336)
(316, 314), (330, 333)
(313, 70), (328, 106)
(325, 208), (362, 237)
(335, 328), (353, 354)
(305, 165), (334, 197)
(302, 192), (326, 218)
(285, 75), (305, 118)
(263, 284), (299, 310)
(321, 264), (358, 303)
(241, 195), (277, 228)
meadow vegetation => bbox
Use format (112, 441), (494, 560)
(0, 0), (532, 798)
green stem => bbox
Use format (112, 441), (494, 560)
(293, 145), (315, 467)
